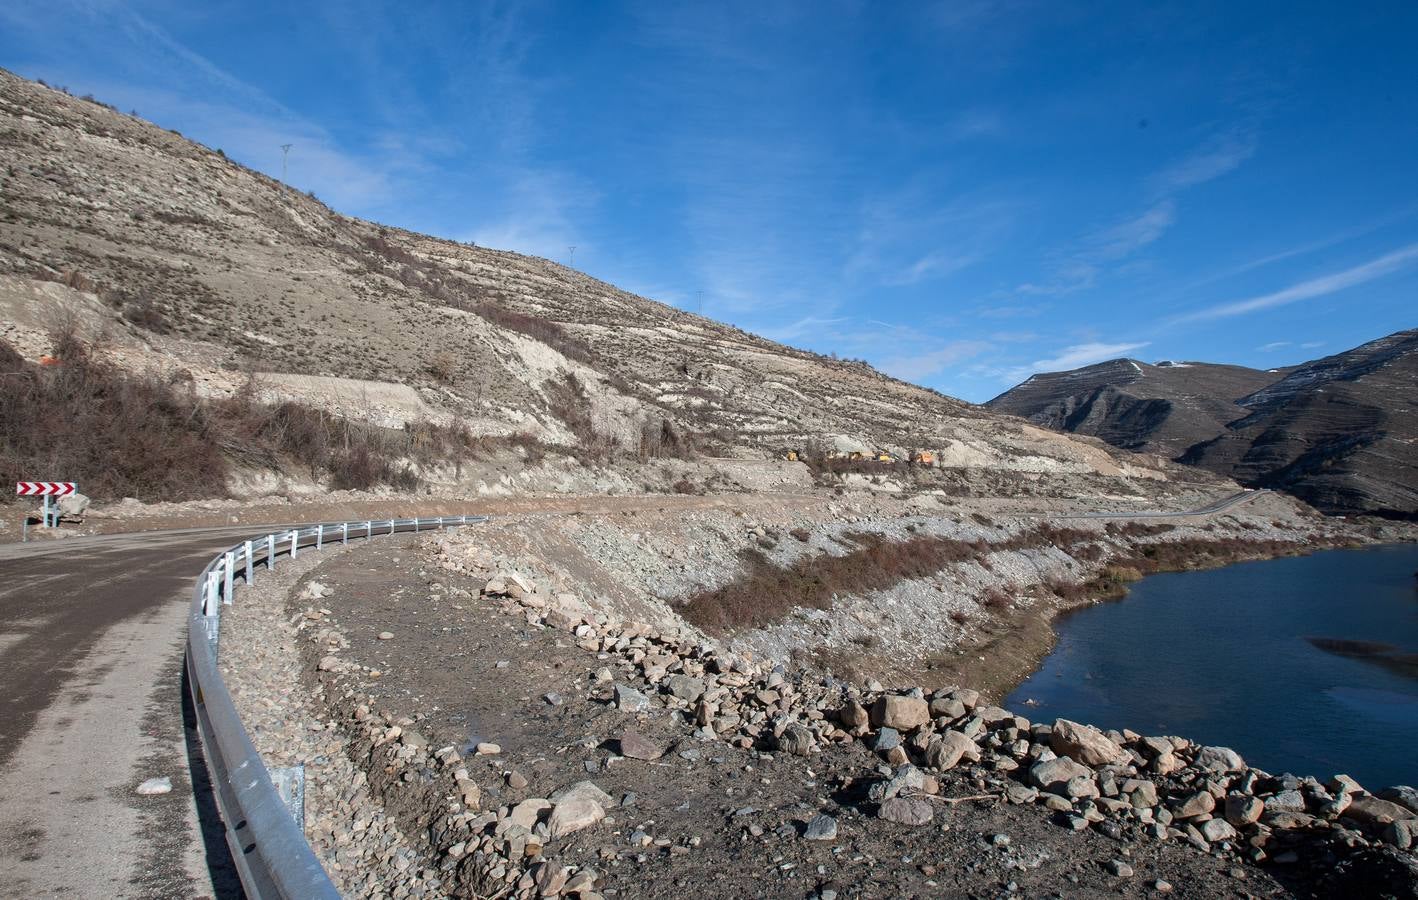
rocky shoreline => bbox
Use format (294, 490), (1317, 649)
(218, 530), (1418, 898)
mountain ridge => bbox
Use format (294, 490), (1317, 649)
(988, 333), (1418, 517)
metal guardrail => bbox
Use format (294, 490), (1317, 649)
(185, 515), (488, 899)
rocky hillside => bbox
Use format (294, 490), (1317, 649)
(988, 333), (1418, 518)
(1180, 330), (1418, 518)
(0, 69), (1187, 500)
(987, 359), (1285, 458)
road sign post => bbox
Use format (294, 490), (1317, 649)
(16, 482), (77, 528)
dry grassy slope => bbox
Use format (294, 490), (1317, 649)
(0, 69), (1195, 490)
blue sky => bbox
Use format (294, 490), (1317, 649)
(3, 1), (1416, 402)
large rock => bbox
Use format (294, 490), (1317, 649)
(803, 814), (838, 841)
(1193, 745), (1245, 773)
(1224, 793), (1264, 826)
(617, 730), (664, 761)
(1173, 791), (1215, 819)
(878, 797), (934, 826)
(58, 492), (90, 519)
(775, 724), (816, 757)
(1344, 795), (1418, 827)
(615, 685), (651, 711)
(1028, 757), (1093, 793)
(548, 796), (605, 839)
(872, 695), (931, 731)
(665, 674), (705, 702)
(924, 730), (976, 771)
(1050, 719), (1122, 766)
(1379, 786), (1418, 816)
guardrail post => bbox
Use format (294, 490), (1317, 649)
(316, 524), (323, 551)
(366, 521), (373, 539)
(290, 529), (299, 559)
(267, 533), (276, 570)
(388, 519), (394, 535)
(244, 541), (254, 585)
(342, 522), (348, 544)
(223, 552), (235, 605)
(414, 517), (420, 533)
(270, 765), (307, 831)
(205, 571), (219, 615)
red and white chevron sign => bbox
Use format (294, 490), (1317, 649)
(16, 482), (76, 497)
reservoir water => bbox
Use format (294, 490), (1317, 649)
(1004, 543), (1418, 790)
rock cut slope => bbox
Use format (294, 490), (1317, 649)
(0, 68), (1187, 498)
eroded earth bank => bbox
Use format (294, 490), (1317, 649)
(220, 492), (1418, 899)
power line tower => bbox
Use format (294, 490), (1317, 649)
(280, 144), (293, 181)
(568, 245), (577, 267)
(696, 291), (703, 315)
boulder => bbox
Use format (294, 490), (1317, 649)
(878, 797), (934, 826)
(547, 797), (605, 839)
(1193, 746), (1246, 773)
(549, 780), (612, 807)
(873, 727), (902, 752)
(924, 730), (977, 771)
(803, 814), (838, 841)
(508, 798), (551, 828)
(872, 695), (931, 731)
(775, 724), (816, 757)
(615, 685), (651, 711)
(1199, 818), (1237, 843)
(665, 674), (706, 702)
(58, 492), (90, 519)
(617, 730), (664, 761)
(1173, 791), (1215, 819)
(1379, 786), (1418, 816)
(1344, 795), (1417, 827)
(1224, 793), (1264, 826)
(1028, 757), (1093, 793)
(1050, 719), (1122, 766)
(839, 700), (870, 730)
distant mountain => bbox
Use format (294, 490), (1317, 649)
(986, 358), (1288, 457)
(988, 331), (1418, 518)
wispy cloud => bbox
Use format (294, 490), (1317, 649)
(878, 340), (992, 382)
(990, 340), (1151, 385)
(1150, 130), (1258, 195)
(1019, 129), (1257, 296)
(466, 169), (596, 261)
(1177, 242), (1418, 322)
(1258, 341), (1292, 352)
(1091, 200), (1177, 261)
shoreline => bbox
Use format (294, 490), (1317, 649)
(934, 533), (1394, 704)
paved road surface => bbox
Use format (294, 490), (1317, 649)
(0, 488), (1264, 897)
(0, 527), (260, 898)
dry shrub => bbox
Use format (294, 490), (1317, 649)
(0, 332), (226, 500)
(0, 335), (485, 501)
(681, 527), (1082, 634)
(637, 418), (695, 460)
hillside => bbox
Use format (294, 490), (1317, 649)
(987, 358), (1285, 457)
(1180, 330), (1418, 517)
(0, 69), (1191, 502)
(988, 334), (1418, 518)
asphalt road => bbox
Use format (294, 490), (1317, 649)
(0, 526), (261, 898)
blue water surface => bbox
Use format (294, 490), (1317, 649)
(1004, 544), (1418, 790)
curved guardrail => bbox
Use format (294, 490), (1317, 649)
(185, 515), (488, 899)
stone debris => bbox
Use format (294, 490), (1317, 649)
(222, 531), (1418, 899)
